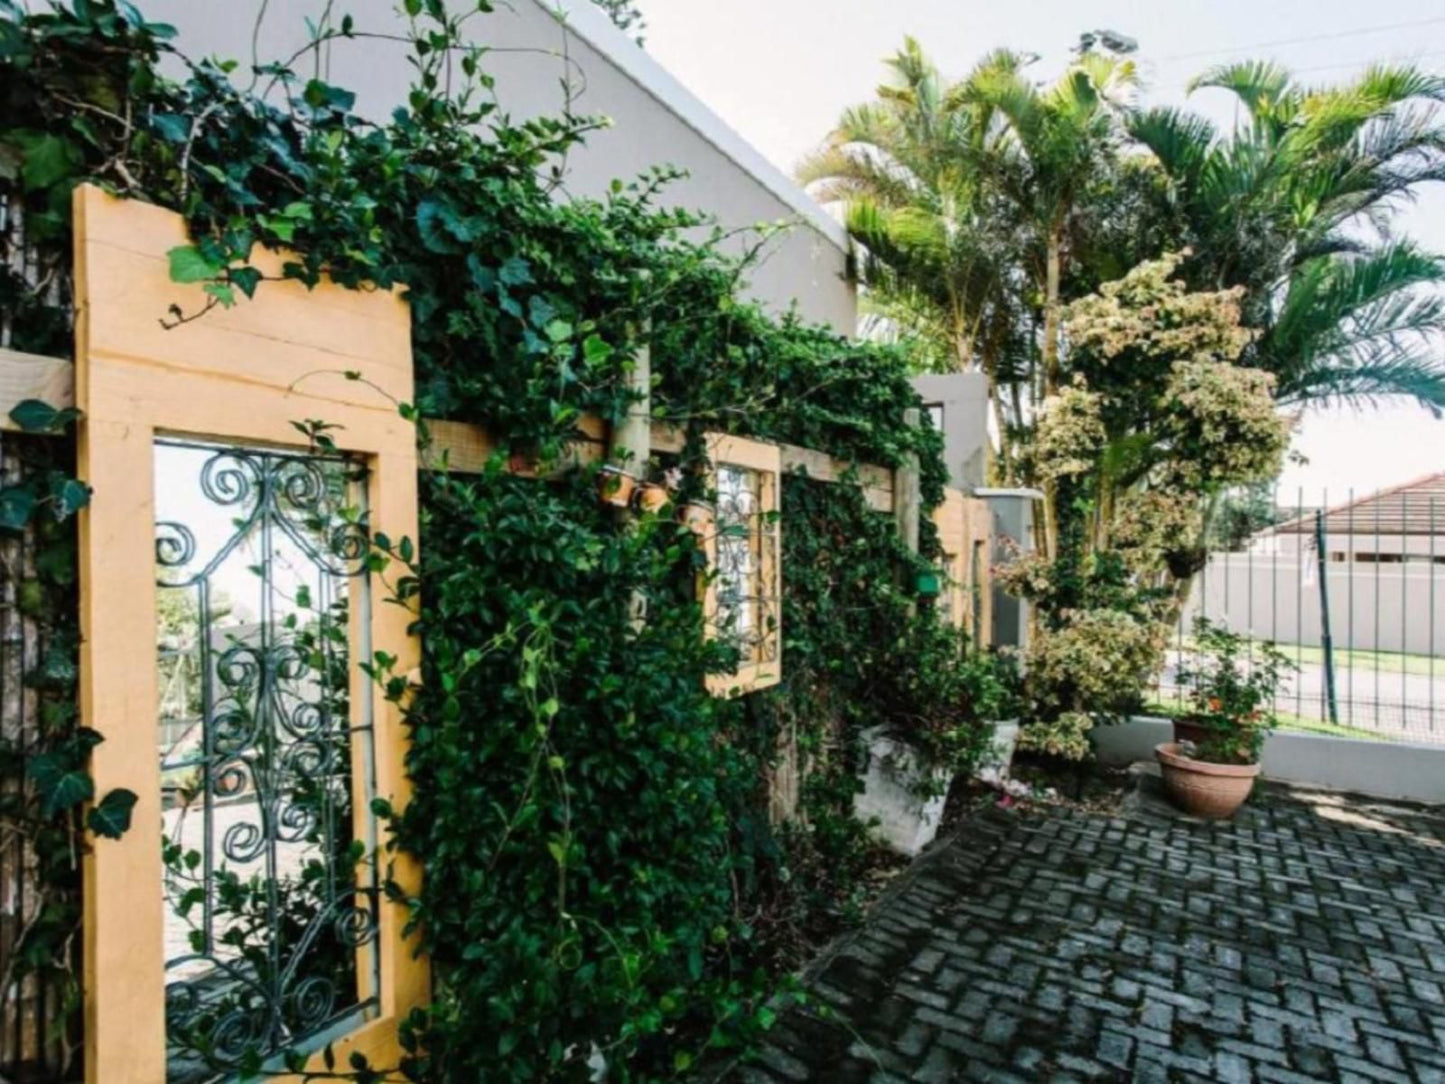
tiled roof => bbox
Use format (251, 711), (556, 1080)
(1271, 472), (1445, 536)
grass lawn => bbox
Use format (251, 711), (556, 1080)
(1171, 636), (1443, 677)
(1142, 699), (1400, 743)
(1269, 641), (1443, 677)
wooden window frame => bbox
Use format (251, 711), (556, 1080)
(73, 185), (426, 1081)
(702, 434), (782, 696)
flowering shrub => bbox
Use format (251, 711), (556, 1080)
(1016, 711), (1094, 762)
(1001, 255), (1296, 756)
(1064, 252), (1253, 366)
(1160, 360), (1290, 487)
(1110, 489), (1204, 576)
(1024, 607), (1168, 722)
(1175, 617), (1294, 764)
(1033, 382), (1105, 481)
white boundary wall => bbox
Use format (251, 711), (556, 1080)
(1184, 553), (1445, 656)
(1094, 717), (1445, 804)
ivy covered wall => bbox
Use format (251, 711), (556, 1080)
(0, 2), (1003, 1079)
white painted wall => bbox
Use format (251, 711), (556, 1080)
(1094, 717), (1445, 805)
(911, 372), (989, 491)
(144, 0), (856, 331)
(1183, 553), (1445, 655)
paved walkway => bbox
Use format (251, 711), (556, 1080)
(731, 781), (1445, 1083)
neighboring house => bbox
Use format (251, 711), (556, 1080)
(142, 0), (855, 332)
(911, 371), (990, 490)
(1251, 472), (1445, 565)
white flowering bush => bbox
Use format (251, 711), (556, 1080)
(1160, 359), (1290, 487)
(1033, 382), (1106, 481)
(1064, 252), (1254, 366)
(1005, 255), (1293, 755)
(1016, 711), (1094, 762)
(1026, 607), (1169, 717)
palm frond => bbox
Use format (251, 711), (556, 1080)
(1188, 60), (1294, 126)
(1281, 345), (1445, 413)
(1127, 107), (1218, 183)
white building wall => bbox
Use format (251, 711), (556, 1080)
(144, 0), (856, 331)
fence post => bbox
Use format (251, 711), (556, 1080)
(610, 325), (651, 633)
(896, 407), (921, 556)
(1315, 510), (1340, 725)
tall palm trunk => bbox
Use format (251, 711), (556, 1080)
(1036, 224), (1065, 559)
(1041, 225), (1063, 398)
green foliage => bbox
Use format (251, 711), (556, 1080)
(0, 1), (990, 1078)
(0, 429), (94, 1065)
(1174, 617), (1294, 765)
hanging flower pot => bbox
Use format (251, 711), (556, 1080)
(598, 465), (638, 508)
(677, 499), (715, 535)
(635, 482), (672, 515)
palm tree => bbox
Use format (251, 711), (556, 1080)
(796, 41), (1014, 372)
(951, 49), (1139, 399)
(798, 42), (1138, 477)
(1129, 61), (1445, 411)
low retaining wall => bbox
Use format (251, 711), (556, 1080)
(1093, 717), (1445, 805)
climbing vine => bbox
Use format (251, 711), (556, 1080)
(0, 1), (1007, 1079)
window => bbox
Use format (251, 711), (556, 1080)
(74, 184), (426, 1080)
(703, 435), (781, 695)
(923, 401), (945, 435)
(155, 440), (381, 1078)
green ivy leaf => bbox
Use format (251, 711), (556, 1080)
(230, 265), (263, 299)
(17, 132), (74, 191)
(203, 281), (237, 308)
(167, 245), (222, 284)
(50, 478), (91, 519)
(87, 788), (138, 839)
(27, 753), (95, 817)
(151, 113), (189, 142)
(8, 398), (79, 433)
(0, 485), (36, 531)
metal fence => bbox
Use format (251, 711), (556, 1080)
(1154, 481), (1445, 745)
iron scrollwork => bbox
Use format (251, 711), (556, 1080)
(714, 465), (779, 667)
(154, 440), (379, 1081)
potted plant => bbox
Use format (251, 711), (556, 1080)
(854, 622), (1017, 854)
(634, 466), (680, 515)
(598, 464), (638, 508)
(1156, 618), (1293, 818)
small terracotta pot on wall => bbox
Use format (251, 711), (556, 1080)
(1155, 742), (1260, 819)
(598, 466), (638, 508)
(635, 482), (672, 514)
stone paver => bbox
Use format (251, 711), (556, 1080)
(730, 784), (1445, 1082)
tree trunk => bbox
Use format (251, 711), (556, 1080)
(1041, 225), (1063, 398)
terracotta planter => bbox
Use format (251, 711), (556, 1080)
(598, 466), (638, 508)
(1173, 715), (1213, 746)
(678, 500), (715, 535)
(635, 482), (672, 514)
(1155, 742), (1260, 819)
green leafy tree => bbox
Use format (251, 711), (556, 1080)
(1129, 62), (1445, 410)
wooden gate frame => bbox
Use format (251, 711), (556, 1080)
(73, 186), (426, 1081)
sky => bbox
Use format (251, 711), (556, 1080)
(635, 0), (1445, 501)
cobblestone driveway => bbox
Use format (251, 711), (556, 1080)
(732, 783), (1445, 1083)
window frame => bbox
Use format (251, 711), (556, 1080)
(74, 185), (427, 1081)
(701, 433), (782, 696)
